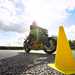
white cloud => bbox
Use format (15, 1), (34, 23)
(66, 0), (75, 10)
(23, 0), (73, 28)
(0, 0), (75, 30)
(0, 31), (27, 46)
(65, 25), (75, 40)
(0, 0), (75, 46)
(0, 0), (16, 24)
(23, 0), (68, 28)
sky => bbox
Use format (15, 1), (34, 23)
(0, 0), (75, 46)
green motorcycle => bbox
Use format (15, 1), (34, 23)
(23, 22), (57, 54)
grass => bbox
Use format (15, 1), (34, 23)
(72, 50), (75, 58)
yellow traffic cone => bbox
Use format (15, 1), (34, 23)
(48, 26), (75, 74)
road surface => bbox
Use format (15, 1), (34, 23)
(0, 50), (46, 60)
(0, 50), (75, 75)
(0, 49), (75, 59)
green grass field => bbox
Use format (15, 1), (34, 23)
(72, 50), (75, 58)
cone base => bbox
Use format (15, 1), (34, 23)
(48, 63), (75, 74)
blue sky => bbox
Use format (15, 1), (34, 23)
(0, 0), (75, 46)
(64, 9), (75, 25)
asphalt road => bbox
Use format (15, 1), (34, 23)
(0, 50), (75, 75)
(0, 50), (63, 75)
(0, 50), (18, 60)
(0, 50), (46, 60)
(0, 49), (75, 60)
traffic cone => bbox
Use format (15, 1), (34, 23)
(48, 26), (75, 74)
